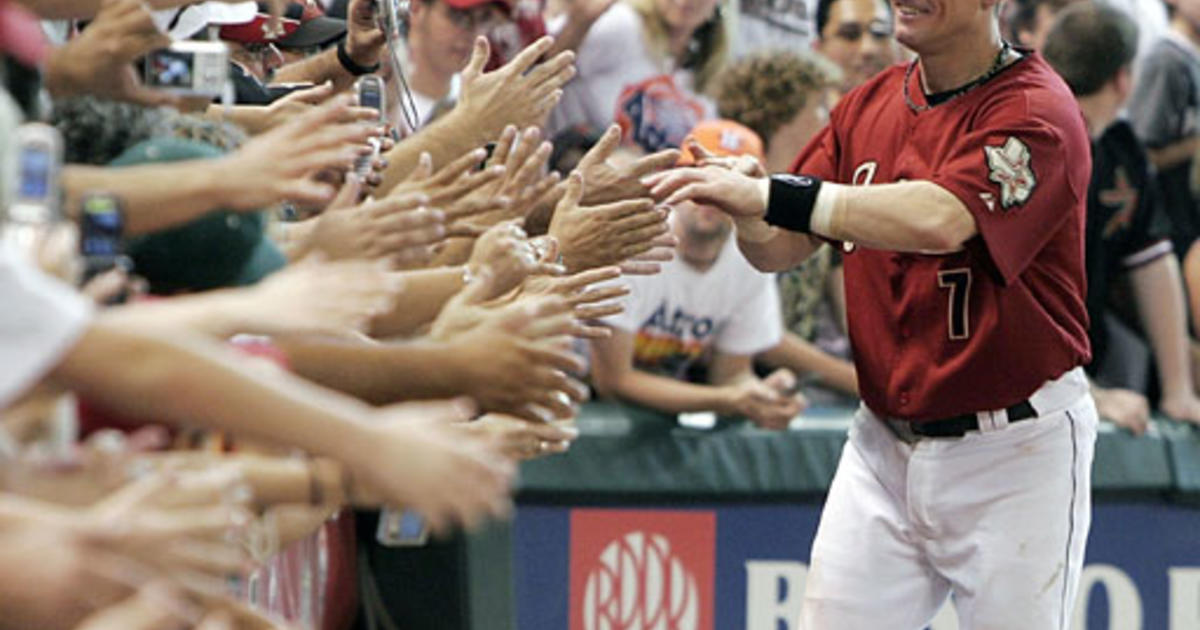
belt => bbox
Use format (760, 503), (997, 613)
(908, 400), (1038, 438)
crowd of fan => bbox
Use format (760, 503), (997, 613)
(0, 0), (1197, 626)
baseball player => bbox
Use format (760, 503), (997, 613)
(645, 0), (1098, 626)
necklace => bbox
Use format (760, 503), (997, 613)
(903, 41), (1013, 113)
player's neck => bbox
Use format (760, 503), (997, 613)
(917, 29), (1006, 93)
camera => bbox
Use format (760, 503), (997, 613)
(78, 193), (131, 286)
(143, 41), (230, 97)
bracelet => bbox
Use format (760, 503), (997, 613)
(764, 174), (824, 234)
(337, 40), (380, 76)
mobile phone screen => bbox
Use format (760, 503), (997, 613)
(81, 197), (123, 258)
(18, 146), (51, 200)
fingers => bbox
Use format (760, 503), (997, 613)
(461, 36), (491, 83)
(632, 148), (684, 177)
(555, 171), (586, 213)
(284, 81), (334, 105)
(577, 125), (621, 171)
(429, 147), (489, 187)
(490, 125), (518, 170)
(328, 173), (365, 211)
(643, 168), (706, 201)
(595, 197), (657, 221)
(405, 152), (434, 183)
(500, 36), (555, 78)
(618, 260), (664, 275)
(557, 265), (621, 292)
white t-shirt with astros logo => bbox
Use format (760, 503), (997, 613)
(602, 235), (782, 379)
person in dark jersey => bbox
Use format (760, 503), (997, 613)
(1045, 1), (1200, 436)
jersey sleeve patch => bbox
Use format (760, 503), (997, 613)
(984, 136), (1037, 210)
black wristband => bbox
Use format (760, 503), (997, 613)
(764, 174), (824, 234)
(337, 40), (381, 76)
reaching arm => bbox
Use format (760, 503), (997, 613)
(757, 332), (858, 396)
(369, 266), (468, 338)
(645, 167), (978, 272)
(1146, 136), (1200, 171)
(271, 48), (359, 93)
(590, 329), (734, 413)
(47, 318), (379, 463)
(61, 164), (236, 236)
(1129, 255), (1200, 423)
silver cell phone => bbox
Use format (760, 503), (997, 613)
(143, 41), (230, 97)
(7, 123), (63, 225)
(354, 75), (387, 177)
(356, 75), (387, 121)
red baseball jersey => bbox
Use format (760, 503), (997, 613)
(791, 53), (1091, 421)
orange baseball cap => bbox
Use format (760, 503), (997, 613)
(678, 119), (765, 166)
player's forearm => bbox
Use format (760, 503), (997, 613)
(62, 164), (236, 236)
(734, 222), (822, 272)
(814, 181), (977, 253)
(1146, 136), (1199, 171)
(272, 336), (467, 404)
(271, 48), (355, 92)
(1130, 255), (1196, 399)
(48, 319), (376, 463)
(369, 266), (467, 338)
(595, 369), (733, 415)
(759, 333), (858, 395)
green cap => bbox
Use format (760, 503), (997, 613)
(109, 138), (287, 294)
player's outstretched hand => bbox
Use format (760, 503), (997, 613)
(1092, 385), (1150, 435)
(643, 165), (768, 219)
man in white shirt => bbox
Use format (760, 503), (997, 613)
(590, 120), (803, 429)
(398, 0), (510, 131)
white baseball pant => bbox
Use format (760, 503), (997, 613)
(800, 367), (1098, 630)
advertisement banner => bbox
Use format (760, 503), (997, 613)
(515, 502), (1200, 629)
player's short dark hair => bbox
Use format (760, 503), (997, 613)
(816, 0), (892, 39)
(1042, 2), (1138, 96)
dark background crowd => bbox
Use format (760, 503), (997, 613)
(0, 0), (1196, 626)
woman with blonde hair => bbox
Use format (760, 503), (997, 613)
(548, 0), (729, 153)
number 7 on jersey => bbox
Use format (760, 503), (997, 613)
(937, 268), (972, 340)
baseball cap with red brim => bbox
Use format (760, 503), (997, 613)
(442, 0), (514, 12)
(276, 1), (347, 49)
